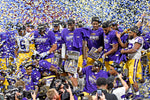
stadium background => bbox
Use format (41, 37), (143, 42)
(0, 0), (149, 29)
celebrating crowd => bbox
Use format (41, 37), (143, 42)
(0, 6), (150, 100)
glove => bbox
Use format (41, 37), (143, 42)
(39, 51), (50, 59)
(33, 50), (39, 55)
(32, 51), (40, 60)
(82, 59), (87, 66)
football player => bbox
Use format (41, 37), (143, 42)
(34, 24), (57, 63)
(52, 20), (62, 51)
(102, 21), (119, 71)
(116, 26), (143, 96)
(14, 23), (31, 70)
(86, 17), (104, 66)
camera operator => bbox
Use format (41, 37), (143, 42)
(12, 80), (37, 100)
(96, 77), (118, 100)
(15, 91), (36, 100)
(50, 78), (74, 100)
(77, 60), (117, 95)
(107, 74), (129, 100)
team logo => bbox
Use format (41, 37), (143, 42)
(91, 33), (95, 35)
(55, 34), (58, 36)
(69, 33), (74, 35)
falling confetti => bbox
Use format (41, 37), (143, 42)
(0, 0), (149, 29)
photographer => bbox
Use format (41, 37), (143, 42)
(15, 90), (36, 100)
(107, 74), (129, 100)
(4, 80), (37, 100)
(46, 87), (74, 100)
(50, 78), (74, 100)
(96, 77), (118, 100)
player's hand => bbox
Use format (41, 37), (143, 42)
(82, 59), (87, 66)
(116, 31), (121, 38)
(121, 49), (125, 54)
(97, 47), (103, 53)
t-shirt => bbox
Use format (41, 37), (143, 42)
(73, 28), (91, 55)
(112, 87), (126, 100)
(34, 30), (56, 59)
(22, 74), (34, 91)
(53, 30), (62, 50)
(61, 28), (76, 51)
(0, 32), (9, 58)
(82, 66), (109, 93)
(104, 30), (118, 61)
(116, 33), (129, 63)
(87, 28), (104, 51)
(5, 30), (16, 58)
(141, 32), (150, 50)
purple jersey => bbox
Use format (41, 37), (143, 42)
(82, 66), (109, 93)
(31, 68), (41, 85)
(22, 74), (35, 91)
(0, 32), (9, 58)
(118, 27), (123, 33)
(104, 30), (118, 61)
(116, 34), (129, 63)
(139, 26), (150, 49)
(73, 28), (91, 55)
(142, 33), (150, 49)
(61, 28), (78, 51)
(39, 60), (57, 75)
(53, 31), (62, 50)
(87, 28), (104, 51)
(34, 30), (56, 59)
(5, 30), (16, 57)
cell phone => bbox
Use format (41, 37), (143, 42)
(97, 89), (102, 99)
